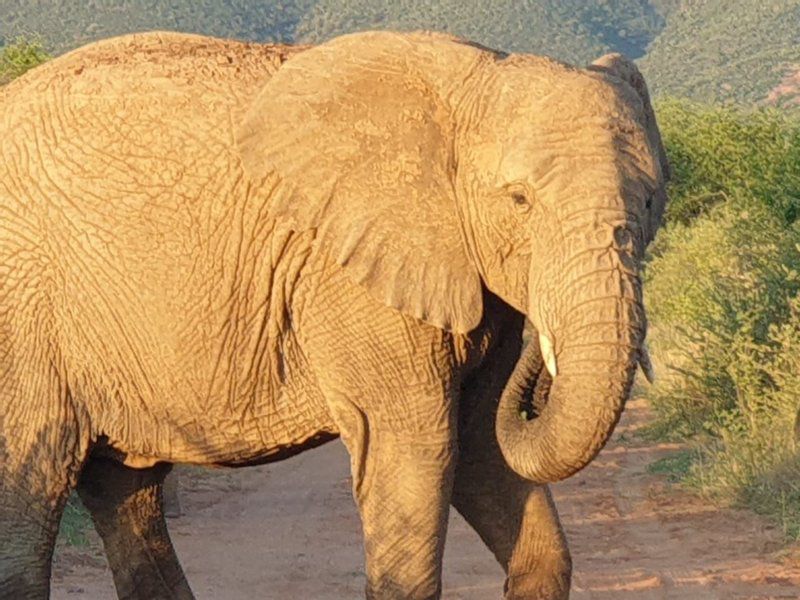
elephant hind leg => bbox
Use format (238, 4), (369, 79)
(76, 457), (194, 600)
(453, 404), (571, 600)
(0, 375), (89, 598)
(452, 473), (571, 600)
(0, 429), (83, 599)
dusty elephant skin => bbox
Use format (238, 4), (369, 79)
(0, 30), (668, 599)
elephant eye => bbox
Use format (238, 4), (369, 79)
(510, 191), (532, 213)
(502, 183), (534, 213)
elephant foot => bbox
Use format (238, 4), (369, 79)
(505, 572), (570, 600)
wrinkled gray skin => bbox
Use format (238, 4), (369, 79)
(0, 30), (667, 599)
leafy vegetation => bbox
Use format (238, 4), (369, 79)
(656, 99), (800, 224)
(644, 100), (800, 538)
(0, 0), (665, 62)
(0, 1), (316, 53)
(647, 449), (696, 483)
(0, 35), (50, 84)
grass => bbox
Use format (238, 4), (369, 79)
(646, 450), (696, 483)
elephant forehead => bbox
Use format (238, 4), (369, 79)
(466, 132), (626, 191)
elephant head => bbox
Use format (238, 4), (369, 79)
(236, 31), (668, 483)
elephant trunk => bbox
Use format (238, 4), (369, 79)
(496, 214), (645, 483)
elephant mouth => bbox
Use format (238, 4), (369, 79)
(518, 352), (552, 421)
(515, 333), (653, 424)
(518, 340), (651, 422)
(512, 329), (551, 422)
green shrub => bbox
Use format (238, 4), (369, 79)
(645, 100), (800, 538)
(656, 99), (800, 225)
(646, 200), (800, 429)
(0, 35), (50, 84)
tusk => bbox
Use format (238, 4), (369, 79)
(639, 343), (655, 384)
(539, 333), (557, 378)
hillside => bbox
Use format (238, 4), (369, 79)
(0, 0), (663, 62)
(0, 1), (315, 51)
(295, 0), (664, 62)
(1, 0), (798, 105)
(768, 67), (800, 109)
(640, 1), (800, 105)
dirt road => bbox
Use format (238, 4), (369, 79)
(52, 400), (800, 599)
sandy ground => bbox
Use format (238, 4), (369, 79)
(51, 399), (800, 599)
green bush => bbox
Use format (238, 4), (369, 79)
(645, 100), (800, 538)
(0, 35), (50, 84)
(656, 99), (800, 225)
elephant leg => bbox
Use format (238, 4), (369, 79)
(0, 453), (75, 599)
(453, 322), (570, 599)
(454, 382), (571, 599)
(452, 467), (570, 600)
(0, 465), (70, 599)
(0, 381), (87, 598)
(333, 398), (457, 600)
(76, 457), (194, 600)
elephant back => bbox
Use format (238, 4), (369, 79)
(0, 31), (307, 125)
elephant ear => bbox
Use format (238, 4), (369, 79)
(588, 54), (669, 180)
(236, 31), (483, 334)
(588, 53), (670, 243)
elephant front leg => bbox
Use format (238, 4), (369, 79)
(335, 399), (457, 600)
(76, 457), (194, 600)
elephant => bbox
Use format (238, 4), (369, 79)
(0, 29), (668, 599)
